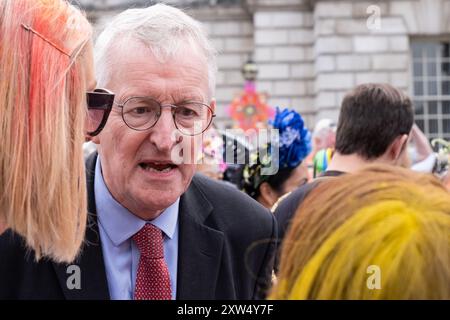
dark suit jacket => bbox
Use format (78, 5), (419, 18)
(0, 153), (277, 300)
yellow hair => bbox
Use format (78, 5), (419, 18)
(271, 165), (450, 299)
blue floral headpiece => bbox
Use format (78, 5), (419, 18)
(242, 107), (312, 197)
(271, 107), (312, 169)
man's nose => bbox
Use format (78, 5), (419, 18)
(148, 108), (179, 152)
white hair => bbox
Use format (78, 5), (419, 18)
(94, 3), (217, 98)
(313, 118), (336, 139)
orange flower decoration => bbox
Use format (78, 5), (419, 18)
(228, 82), (274, 131)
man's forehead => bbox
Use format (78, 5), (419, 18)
(102, 37), (210, 101)
(110, 36), (205, 63)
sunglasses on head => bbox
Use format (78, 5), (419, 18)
(86, 88), (115, 137)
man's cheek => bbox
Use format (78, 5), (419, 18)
(191, 138), (202, 165)
(170, 137), (201, 165)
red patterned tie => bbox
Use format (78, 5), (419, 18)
(132, 224), (172, 300)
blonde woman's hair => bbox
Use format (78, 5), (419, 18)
(271, 164), (450, 299)
(0, 0), (92, 263)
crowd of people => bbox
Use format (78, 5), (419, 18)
(0, 0), (449, 300)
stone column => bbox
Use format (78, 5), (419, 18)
(246, 0), (316, 126)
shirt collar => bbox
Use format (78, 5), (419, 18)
(94, 156), (179, 247)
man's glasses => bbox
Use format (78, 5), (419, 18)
(86, 88), (115, 136)
(116, 97), (215, 136)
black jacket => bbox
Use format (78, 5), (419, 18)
(0, 153), (277, 299)
(273, 170), (345, 272)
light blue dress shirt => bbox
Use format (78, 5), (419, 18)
(94, 156), (179, 300)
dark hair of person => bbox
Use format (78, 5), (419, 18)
(243, 166), (295, 199)
(335, 83), (414, 159)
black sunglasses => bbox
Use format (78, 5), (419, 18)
(86, 88), (115, 136)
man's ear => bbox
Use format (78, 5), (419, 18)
(388, 134), (409, 162)
(209, 98), (216, 114)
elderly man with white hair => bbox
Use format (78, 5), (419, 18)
(0, 4), (276, 300)
(312, 118), (337, 151)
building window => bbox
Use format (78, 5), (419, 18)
(412, 40), (450, 140)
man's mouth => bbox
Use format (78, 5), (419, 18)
(139, 162), (177, 173)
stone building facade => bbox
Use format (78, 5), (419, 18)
(77, 0), (450, 139)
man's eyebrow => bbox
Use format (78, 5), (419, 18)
(117, 93), (204, 103)
(176, 94), (204, 102)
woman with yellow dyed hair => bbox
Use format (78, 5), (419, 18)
(271, 164), (450, 299)
(0, 0), (113, 263)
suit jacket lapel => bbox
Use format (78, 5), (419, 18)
(176, 177), (225, 300)
(52, 153), (110, 299)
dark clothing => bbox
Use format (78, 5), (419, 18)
(273, 170), (345, 272)
(0, 153), (277, 300)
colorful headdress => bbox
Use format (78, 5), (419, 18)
(242, 107), (312, 197)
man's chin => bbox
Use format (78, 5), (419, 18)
(130, 191), (180, 219)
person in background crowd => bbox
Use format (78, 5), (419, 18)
(407, 123), (437, 172)
(0, 3), (276, 300)
(305, 118), (336, 177)
(270, 164), (450, 299)
(242, 108), (312, 210)
(312, 118), (337, 151)
(0, 0), (112, 263)
(273, 83), (415, 270)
